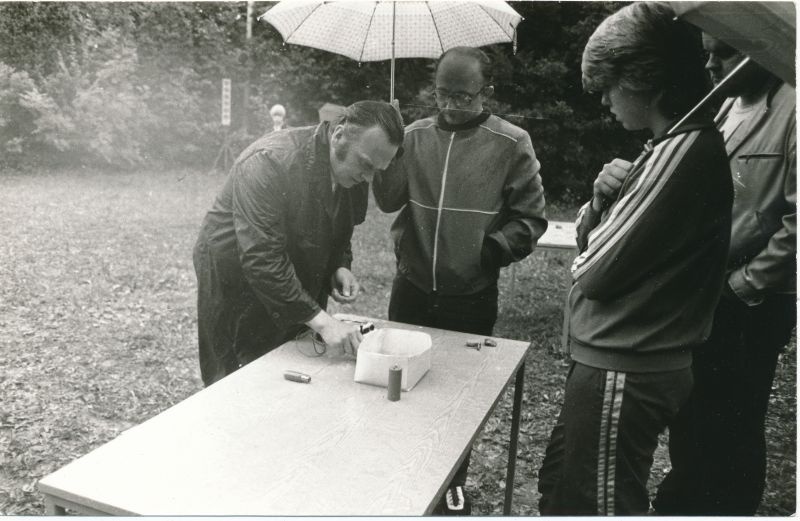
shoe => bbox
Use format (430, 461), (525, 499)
(438, 485), (472, 516)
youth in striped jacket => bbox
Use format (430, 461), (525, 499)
(567, 119), (733, 372)
(538, 119), (733, 516)
(372, 111), (547, 296)
(538, 3), (735, 515)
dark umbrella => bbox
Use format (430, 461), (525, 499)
(667, 1), (795, 132)
(671, 1), (795, 86)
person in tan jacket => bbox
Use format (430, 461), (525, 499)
(654, 35), (796, 516)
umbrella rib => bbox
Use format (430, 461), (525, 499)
(283, 3), (324, 43)
(477, 4), (515, 38)
(426, 3), (445, 55)
(359, 2), (380, 62)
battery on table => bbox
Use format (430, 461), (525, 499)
(387, 365), (402, 401)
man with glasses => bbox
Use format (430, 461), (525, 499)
(373, 46), (547, 515)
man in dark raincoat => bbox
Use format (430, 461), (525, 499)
(194, 100), (404, 386)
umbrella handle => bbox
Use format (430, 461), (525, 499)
(668, 56), (751, 133)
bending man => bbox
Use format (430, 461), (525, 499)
(194, 101), (403, 386)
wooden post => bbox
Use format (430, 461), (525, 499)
(243, 0), (254, 134)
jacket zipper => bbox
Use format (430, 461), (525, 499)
(432, 133), (456, 291)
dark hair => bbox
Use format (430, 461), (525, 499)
(581, 2), (710, 118)
(335, 100), (404, 146)
(436, 46), (493, 84)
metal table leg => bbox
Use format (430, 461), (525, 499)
(44, 496), (66, 515)
(42, 494), (111, 516)
(504, 361), (525, 515)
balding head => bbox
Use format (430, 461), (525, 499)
(434, 47), (494, 125)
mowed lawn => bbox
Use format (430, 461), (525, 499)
(0, 168), (795, 515)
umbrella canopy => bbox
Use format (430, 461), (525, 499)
(260, 0), (522, 99)
(261, 0), (521, 61)
(671, 1), (796, 86)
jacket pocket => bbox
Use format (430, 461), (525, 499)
(732, 154), (782, 204)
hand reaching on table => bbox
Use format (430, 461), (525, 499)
(306, 310), (363, 356)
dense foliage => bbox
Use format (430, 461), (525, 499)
(0, 1), (642, 200)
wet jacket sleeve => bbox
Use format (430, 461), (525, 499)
(372, 154), (409, 213)
(336, 241), (354, 271)
(483, 134), (548, 268)
(570, 131), (731, 301)
(232, 153), (321, 327)
(728, 120), (797, 305)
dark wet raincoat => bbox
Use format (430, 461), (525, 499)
(193, 122), (368, 386)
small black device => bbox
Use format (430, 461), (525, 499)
(359, 322), (375, 335)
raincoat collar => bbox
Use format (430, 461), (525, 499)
(304, 121), (338, 215)
(304, 121), (333, 179)
(437, 111), (491, 132)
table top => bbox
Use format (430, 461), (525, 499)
(538, 220), (577, 250)
(38, 318), (530, 515)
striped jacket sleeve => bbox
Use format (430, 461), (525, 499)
(570, 131), (705, 301)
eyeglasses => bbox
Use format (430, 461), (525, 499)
(432, 86), (486, 107)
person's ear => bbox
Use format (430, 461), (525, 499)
(332, 124), (345, 143)
(482, 85), (495, 98)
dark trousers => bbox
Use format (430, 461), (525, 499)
(388, 274), (499, 488)
(653, 293), (796, 515)
(538, 362), (692, 515)
(388, 274), (499, 337)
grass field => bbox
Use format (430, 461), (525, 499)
(0, 168), (795, 515)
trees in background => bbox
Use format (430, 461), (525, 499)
(0, 1), (639, 201)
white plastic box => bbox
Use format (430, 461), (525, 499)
(353, 328), (432, 391)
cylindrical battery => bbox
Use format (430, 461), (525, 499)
(387, 365), (402, 401)
(283, 370), (311, 383)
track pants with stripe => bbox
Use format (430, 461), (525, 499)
(537, 362), (692, 515)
